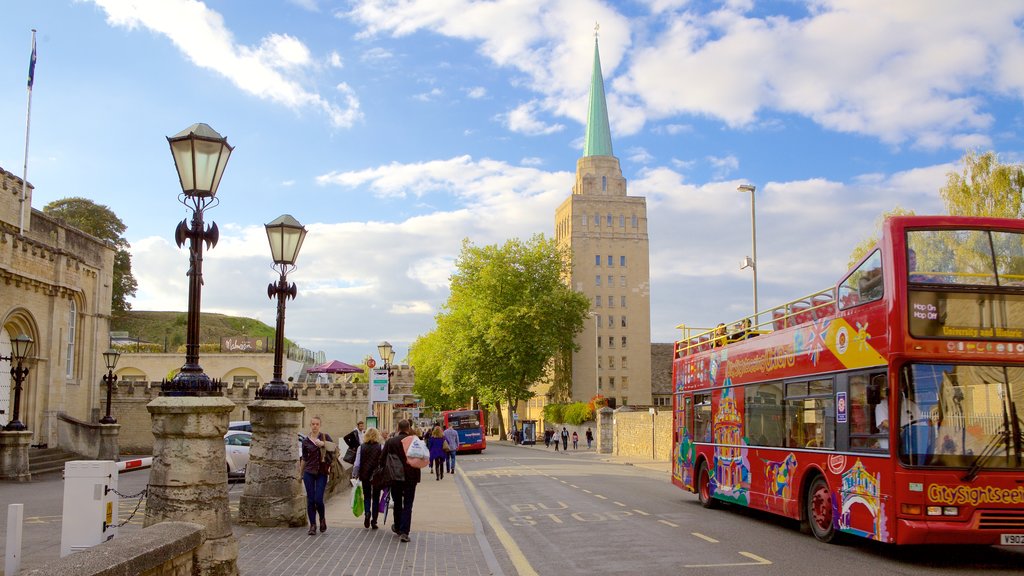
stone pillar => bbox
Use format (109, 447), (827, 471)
(596, 406), (613, 455)
(146, 396), (237, 576)
(98, 423), (120, 461)
(238, 399), (306, 527)
(0, 430), (33, 481)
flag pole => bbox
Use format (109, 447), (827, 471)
(20, 29), (37, 235)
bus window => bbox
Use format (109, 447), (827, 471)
(839, 250), (883, 309)
(744, 382), (785, 447)
(784, 379), (835, 449)
(694, 394), (712, 442)
(849, 372), (888, 451)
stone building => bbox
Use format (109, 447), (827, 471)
(0, 166), (116, 444)
(554, 36), (652, 407)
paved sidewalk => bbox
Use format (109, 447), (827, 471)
(501, 438), (672, 473)
(237, 469), (500, 576)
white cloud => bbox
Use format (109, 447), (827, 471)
(361, 47), (393, 63)
(91, 0), (362, 127)
(329, 50), (344, 68)
(627, 147), (655, 164)
(414, 88), (443, 102)
(706, 154), (739, 179)
(520, 157), (544, 167)
(466, 86), (487, 99)
(501, 101), (565, 135)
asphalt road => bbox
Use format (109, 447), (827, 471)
(463, 444), (1024, 576)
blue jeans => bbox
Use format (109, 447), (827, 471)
(303, 472), (328, 526)
(391, 480), (417, 535)
(446, 450), (456, 472)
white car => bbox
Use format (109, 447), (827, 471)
(225, 430), (252, 479)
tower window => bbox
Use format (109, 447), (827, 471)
(595, 295), (601, 307)
(607, 255), (613, 266)
(621, 336), (627, 348)
(67, 299), (77, 378)
(606, 214), (612, 226)
(632, 215), (638, 228)
(582, 215), (587, 226)
(622, 356), (628, 369)
(621, 316), (627, 328)
(620, 275), (626, 287)
(597, 315), (603, 328)
(594, 214), (600, 226)
(620, 255), (626, 267)
(619, 215), (625, 227)
(595, 255), (601, 266)
(595, 275), (602, 286)
(609, 355), (615, 369)
(602, 176), (607, 191)
(621, 295), (627, 307)
(608, 295), (614, 308)
(609, 377), (616, 389)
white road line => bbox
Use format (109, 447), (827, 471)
(632, 509), (649, 516)
(582, 489), (592, 494)
(684, 552), (772, 568)
(658, 519), (679, 528)
(594, 494), (607, 500)
(691, 532), (718, 543)
(569, 485), (578, 488)
(613, 501), (626, 507)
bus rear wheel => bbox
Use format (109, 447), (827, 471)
(806, 475), (837, 543)
(697, 462), (718, 509)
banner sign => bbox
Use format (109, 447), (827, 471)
(370, 369), (390, 403)
(220, 337), (268, 353)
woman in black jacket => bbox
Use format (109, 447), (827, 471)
(353, 427), (384, 529)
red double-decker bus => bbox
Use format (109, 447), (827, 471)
(673, 215), (1024, 545)
(442, 409), (486, 453)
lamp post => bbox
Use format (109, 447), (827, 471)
(2, 333), (33, 431)
(99, 348), (121, 424)
(738, 184), (759, 324)
(377, 341), (394, 427)
(257, 215), (307, 400)
(164, 123), (233, 396)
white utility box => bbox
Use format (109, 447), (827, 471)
(60, 460), (118, 557)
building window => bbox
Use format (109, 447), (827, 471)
(595, 295), (602, 307)
(621, 356), (628, 369)
(608, 295), (615, 307)
(597, 355), (602, 369)
(609, 377), (616, 389)
(607, 255), (613, 267)
(594, 214), (600, 226)
(621, 295), (627, 307)
(619, 215), (625, 227)
(595, 255), (601, 266)
(608, 355), (615, 369)
(632, 215), (638, 228)
(582, 215), (588, 227)
(609, 336), (615, 348)
(622, 376), (629, 389)
(620, 255), (626, 267)
(606, 214), (612, 226)
(602, 176), (607, 191)
(597, 337), (602, 348)
(621, 336), (627, 348)
(595, 275), (602, 286)
(621, 316), (627, 328)
(66, 299), (77, 378)
(598, 376), (603, 389)
(620, 276), (626, 287)
(608, 275), (614, 286)
(596, 315), (602, 328)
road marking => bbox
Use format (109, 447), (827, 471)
(463, 470), (539, 576)
(594, 494), (607, 500)
(684, 552), (772, 568)
(569, 484), (578, 488)
(613, 501), (625, 507)
(633, 509), (649, 516)
(560, 480), (567, 484)
(658, 519), (679, 527)
(582, 489), (592, 494)
(692, 532), (718, 543)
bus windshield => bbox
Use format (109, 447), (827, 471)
(907, 229), (1024, 286)
(448, 411), (481, 430)
(898, 363), (1024, 470)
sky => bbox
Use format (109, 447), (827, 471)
(2, 1), (1024, 366)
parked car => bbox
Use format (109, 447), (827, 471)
(225, 430), (252, 479)
(228, 420), (252, 433)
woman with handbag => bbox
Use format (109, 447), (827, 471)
(298, 415), (335, 535)
(352, 427), (383, 529)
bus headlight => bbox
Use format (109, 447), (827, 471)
(943, 506), (958, 516)
(926, 506), (942, 516)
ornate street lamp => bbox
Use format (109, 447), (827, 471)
(163, 123), (233, 396)
(377, 341), (394, 373)
(257, 214), (307, 400)
(2, 333), (33, 431)
(99, 348), (121, 424)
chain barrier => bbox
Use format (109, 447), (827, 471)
(107, 485), (148, 528)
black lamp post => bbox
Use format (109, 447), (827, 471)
(99, 348), (121, 424)
(256, 214), (307, 400)
(377, 340), (395, 393)
(163, 123), (233, 396)
(2, 333), (33, 431)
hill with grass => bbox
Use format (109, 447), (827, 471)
(110, 310), (294, 353)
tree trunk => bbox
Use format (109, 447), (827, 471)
(494, 401), (505, 440)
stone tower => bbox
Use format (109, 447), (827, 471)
(554, 35), (652, 406)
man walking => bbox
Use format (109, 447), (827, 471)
(561, 427), (569, 450)
(443, 422), (459, 474)
(382, 419), (421, 543)
(585, 427), (594, 449)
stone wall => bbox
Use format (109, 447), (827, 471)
(610, 408), (672, 460)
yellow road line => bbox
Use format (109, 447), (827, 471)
(691, 532), (718, 543)
(462, 471), (538, 576)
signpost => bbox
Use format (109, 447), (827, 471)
(369, 368), (389, 433)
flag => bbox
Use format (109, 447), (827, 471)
(28, 36), (36, 89)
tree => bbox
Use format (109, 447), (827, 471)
(413, 235), (591, 440)
(43, 197), (137, 313)
(940, 150), (1024, 218)
(847, 207), (915, 268)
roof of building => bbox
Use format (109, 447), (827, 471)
(583, 37), (614, 158)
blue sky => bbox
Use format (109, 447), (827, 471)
(2, 1), (1023, 366)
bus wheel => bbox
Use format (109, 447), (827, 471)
(697, 463), (718, 509)
(806, 475), (837, 543)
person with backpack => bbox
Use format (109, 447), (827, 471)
(380, 419), (424, 543)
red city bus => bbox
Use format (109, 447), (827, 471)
(442, 409), (486, 453)
(672, 215), (1024, 545)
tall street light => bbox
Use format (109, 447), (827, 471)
(257, 214), (307, 400)
(2, 333), (33, 431)
(99, 348), (121, 424)
(376, 341), (395, 427)
(738, 184), (759, 324)
(164, 123), (233, 396)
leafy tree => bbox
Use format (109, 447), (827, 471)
(940, 150), (1024, 218)
(562, 402), (593, 425)
(413, 235), (591, 440)
(43, 197), (138, 313)
(847, 207), (915, 268)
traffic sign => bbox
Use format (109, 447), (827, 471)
(366, 358), (376, 368)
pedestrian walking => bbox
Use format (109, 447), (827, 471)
(382, 419), (422, 543)
(561, 427), (569, 450)
(298, 415), (335, 535)
(572, 431), (579, 450)
(352, 427), (383, 529)
(443, 422), (459, 474)
(427, 425), (446, 481)
(585, 427), (594, 449)
(554, 432), (560, 451)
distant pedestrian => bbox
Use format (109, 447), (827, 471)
(443, 423), (459, 474)
(554, 433), (560, 451)
(561, 427), (569, 450)
(585, 428), (593, 449)
(427, 425), (446, 481)
(572, 431), (579, 450)
(544, 430), (551, 447)
(299, 415), (334, 535)
(353, 427), (383, 529)
(381, 419), (421, 543)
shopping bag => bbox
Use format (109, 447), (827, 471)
(401, 436), (430, 468)
(351, 482), (364, 517)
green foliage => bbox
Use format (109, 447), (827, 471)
(940, 150), (1024, 218)
(847, 206), (915, 268)
(43, 197), (137, 313)
(543, 402), (564, 424)
(562, 402), (594, 425)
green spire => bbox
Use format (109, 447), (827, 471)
(583, 36), (613, 158)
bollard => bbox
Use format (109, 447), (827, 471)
(6, 503), (23, 575)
